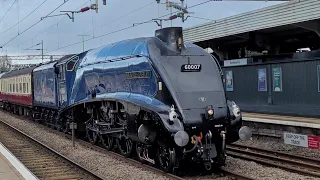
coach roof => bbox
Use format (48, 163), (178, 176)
(2, 65), (39, 78)
(0, 72), (7, 78)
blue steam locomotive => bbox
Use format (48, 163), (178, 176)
(0, 27), (251, 173)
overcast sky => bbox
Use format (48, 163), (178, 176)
(0, 0), (284, 64)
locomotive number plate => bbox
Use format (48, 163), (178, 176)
(181, 64), (202, 72)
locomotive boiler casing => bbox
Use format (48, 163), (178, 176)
(65, 27), (251, 172)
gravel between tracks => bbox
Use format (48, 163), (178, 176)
(234, 136), (320, 160)
(0, 112), (170, 180)
(0, 111), (318, 180)
(224, 156), (318, 180)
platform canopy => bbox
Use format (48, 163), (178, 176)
(183, 0), (320, 43)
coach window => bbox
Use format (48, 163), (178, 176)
(15, 78), (18, 93)
(23, 83), (26, 93)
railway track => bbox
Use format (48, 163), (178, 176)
(0, 110), (257, 180)
(76, 138), (185, 180)
(0, 111), (184, 180)
(226, 144), (320, 178)
(0, 119), (104, 180)
(38, 122), (257, 180)
(75, 139), (255, 180)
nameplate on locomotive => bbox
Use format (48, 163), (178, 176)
(125, 70), (151, 79)
(181, 64), (202, 72)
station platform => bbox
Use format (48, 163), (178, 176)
(239, 104), (320, 118)
(242, 112), (320, 129)
(0, 143), (37, 180)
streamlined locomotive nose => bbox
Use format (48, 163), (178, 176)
(180, 107), (228, 125)
(174, 91), (228, 124)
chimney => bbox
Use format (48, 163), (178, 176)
(155, 27), (184, 52)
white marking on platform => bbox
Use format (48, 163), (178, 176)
(243, 117), (320, 129)
(0, 142), (38, 180)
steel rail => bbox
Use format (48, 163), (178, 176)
(227, 144), (320, 178)
(75, 138), (185, 180)
(229, 143), (320, 165)
(0, 110), (259, 180)
(0, 119), (105, 180)
(0, 111), (184, 180)
(220, 168), (256, 180)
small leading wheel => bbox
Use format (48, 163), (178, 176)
(156, 145), (176, 173)
(116, 136), (134, 158)
(100, 134), (114, 151)
(86, 127), (98, 145)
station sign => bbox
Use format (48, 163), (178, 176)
(284, 132), (319, 149)
(223, 58), (247, 67)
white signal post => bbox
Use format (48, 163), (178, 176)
(70, 122), (77, 148)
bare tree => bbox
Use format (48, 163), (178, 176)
(0, 55), (12, 73)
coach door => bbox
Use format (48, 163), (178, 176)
(57, 64), (67, 107)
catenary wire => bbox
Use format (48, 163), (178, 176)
(0, 0), (49, 37)
(13, 0), (90, 65)
(0, 0), (17, 25)
(23, 0), (91, 47)
(62, 1), (156, 46)
(1, 0), (71, 48)
(45, 0), (213, 54)
(188, 16), (212, 21)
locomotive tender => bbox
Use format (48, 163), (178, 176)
(0, 27), (251, 173)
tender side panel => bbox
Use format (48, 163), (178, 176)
(33, 68), (57, 109)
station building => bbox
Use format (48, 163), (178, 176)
(183, 0), (320, 117)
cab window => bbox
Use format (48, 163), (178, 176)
(66, 56), (79, 71)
